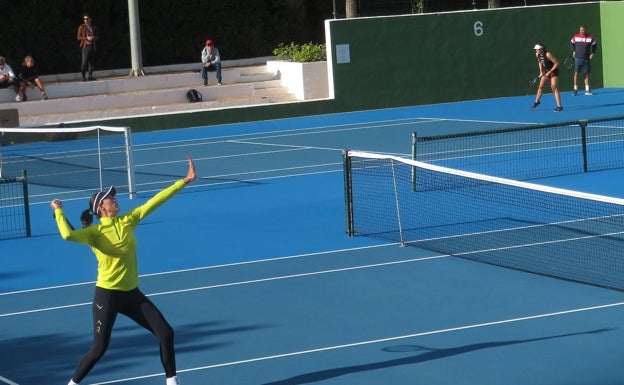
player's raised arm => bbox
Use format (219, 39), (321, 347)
(183, 156), (196, 184)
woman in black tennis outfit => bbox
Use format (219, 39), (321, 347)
(531, 43), (563, 112)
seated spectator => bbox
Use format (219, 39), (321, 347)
(201, 39), (222, 86)
(18, 56), (48, 101)
(0, 56), (21, 101)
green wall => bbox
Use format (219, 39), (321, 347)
(600, 1), (624, 87)
(82, 2), (623, 132)
(326, 3), (604, 111)
(92, 99), (337, 133)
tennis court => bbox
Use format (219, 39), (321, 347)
(2, 88), (624, 385)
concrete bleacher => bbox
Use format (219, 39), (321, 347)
(0, 57), (299, 127)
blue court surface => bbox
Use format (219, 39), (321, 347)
(2, 88), (624, 385)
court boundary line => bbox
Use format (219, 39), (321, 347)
(0, 249), (445, 318)
(0, 243), (399, 296)
(132, 116), (534, 149)
(0, 376), (19, 385)
(23, 115), (527, 204)
(88, 301), (624, 385)
(26, 163), (345, 203)
(133, 117), (445, 147)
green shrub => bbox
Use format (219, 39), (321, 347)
(272, 42), (327, 62)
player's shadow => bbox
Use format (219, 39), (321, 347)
(0, 320), (268, 385)
(261, 328), (614, 385)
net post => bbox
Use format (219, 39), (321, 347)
(579, 119), (588, 173)
(343, 150), (355, 237)
(21, 169), (31, 237)
(411, 131), (417, 192)
(96, 127), (104, 190)
(389, 159), (406, 247)
(123, 127), (136, 199)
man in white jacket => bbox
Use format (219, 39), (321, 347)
(201, 39), (222, 86)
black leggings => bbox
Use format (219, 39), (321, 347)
(73, 287), (176, 382)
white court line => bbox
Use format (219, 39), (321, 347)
(132, 115), (532, 149)
(0, 243), (398, 296)
(0, 253), (445, 318)
(0, 375), (20, 385)
(130, 115), (530, 153)
(27, 160), (345, 203)
(132, 117), (447, 148)
(146, 254), (449, 298)
(26, 117), (435, 202)
(23, 115), (525, 203)
(2, 243), (436, 317)
(88, 301), (624, 385)
(126, 116), (524, 187)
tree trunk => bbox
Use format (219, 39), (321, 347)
(346, 0), (357, 18)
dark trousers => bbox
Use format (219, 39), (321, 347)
(201, 62), (222, 85)
(81, 44), (96, 79)
(0, 78), (19, 93)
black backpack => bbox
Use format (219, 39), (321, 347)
(186, 89), (203, 103)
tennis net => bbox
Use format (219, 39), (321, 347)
(413, 115), (624, 180)
(0, 125), (135, 197)
(343, 150), (624, 292)
(0, 173), (30, 240)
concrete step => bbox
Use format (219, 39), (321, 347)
(0, 61), (297, 126)
(13, 79), (296, 126)
(7, 82), (255, 116)
(0, 58), (330, 129)
(19, 92), (298, 127)
(0, 64), (276, 102)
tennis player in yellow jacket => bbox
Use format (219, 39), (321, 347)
(51, 157), (196, 385)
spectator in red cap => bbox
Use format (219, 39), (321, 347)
(201, 39), (222, 86)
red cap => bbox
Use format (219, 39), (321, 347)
(205, 39), (213, 46)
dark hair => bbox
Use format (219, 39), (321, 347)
(80, 209), (94, 227)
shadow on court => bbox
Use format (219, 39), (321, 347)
(261, 328), (615, 385)
(0, 320), (270, 385)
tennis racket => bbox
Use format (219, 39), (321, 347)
(564, 56), (574, 70)
(528, 74), (542, 87)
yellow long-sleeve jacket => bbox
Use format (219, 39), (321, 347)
(54, 180), (186, 291)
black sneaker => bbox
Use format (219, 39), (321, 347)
(531, 101), (540, 109)
(22, 93), (28, 102)
(572, 90), (578, 96)
(42, 93), (48, 100)
(554, 106), (563, 112)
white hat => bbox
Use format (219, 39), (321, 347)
(533, 44), (544, 50)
